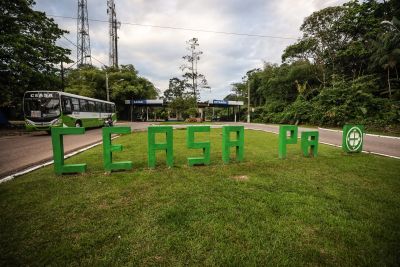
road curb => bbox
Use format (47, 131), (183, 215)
(247, 126), (400, 159)
(0, 136), (120, 185)
(318, 127), (400, 140)
(1, 124), (398, 184)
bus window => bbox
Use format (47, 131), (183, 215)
(101, 103), (106, 112)
(79, 99), (88, 112)
(112, 104), (116, 113)
(24, 96), (60, 118)
(62, 96), (72, 113)
(88, 101), (95, 112)
(71, 98), (79, 111)
(95, 102), (101, 112)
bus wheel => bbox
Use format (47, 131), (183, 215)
(75, 121), (82, 127)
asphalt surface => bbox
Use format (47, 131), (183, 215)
(231, 122), (400, 158)
(0, 122), (399, 179)
(0, 122), (152, 178)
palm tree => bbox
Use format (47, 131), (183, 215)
(371, 18), (400, 98)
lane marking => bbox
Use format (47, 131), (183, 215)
(361, 150), (400, 159)
(318, 127), (341, 133)
(246, 127), (399, 159)
(318, 127), (400, 140)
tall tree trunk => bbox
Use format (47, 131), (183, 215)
(191, 50), (195, 98)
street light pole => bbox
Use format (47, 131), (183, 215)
(61, 61), (64, 92)
(130, 98), (133, 122)
(247, 81), (250, 123)
(106, 72), (109, 101)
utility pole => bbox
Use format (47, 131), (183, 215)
(247, 81), (250, 123)
(107, 0), (120, 68)
(77, 0), (92, 66)
(106, 72), (109, 101)
(61, 62), (64, 92)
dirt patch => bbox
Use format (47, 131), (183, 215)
(230, 175), (249, 181)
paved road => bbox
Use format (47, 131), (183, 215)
(1, 122), (399, 179)
(0, 122), (152, 178)
(171, 122), (400, 158)
(231, 123), (400, 158)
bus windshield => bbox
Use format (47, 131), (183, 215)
(24, 93), (61, 119)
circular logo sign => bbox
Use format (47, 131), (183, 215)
(345, 126), (363, 151)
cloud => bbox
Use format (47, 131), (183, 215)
(34, 0), (347, 100)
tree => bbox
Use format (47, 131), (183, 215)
(163, 77), (196, 120)
(231, 82), (247, 100)
(65, 65), (106, 99)
(180, 38), (209, 100)
(0, 0), (71, 116)
(283, 6), (348, 87)
(163, 77), (185, 101)
(370, 17), (400, 98)
(168, 94), (197, 120)
(230, 0), (400, 130)
(65, 64), (158, 120)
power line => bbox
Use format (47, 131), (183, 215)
(49, 14), (298, 40)
(62, 35), (108, 66)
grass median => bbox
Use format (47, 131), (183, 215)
(0, 128), (399, 266)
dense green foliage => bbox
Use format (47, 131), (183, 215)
(1, 129), (399, 265)
(65, 65), (158, 119)
(231, 0), (400, 132)
(161, 38), (210, 120)
(163, 77), (197, 120)
(0, 0), (71, 116)
(0, 1), (158, 121)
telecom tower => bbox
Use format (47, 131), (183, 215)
(77, 0), (92, 66)
(107, 0), (120, 68)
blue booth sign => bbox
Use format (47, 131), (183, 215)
(213, 100), (228, 105)
(128, 99), (164, 105)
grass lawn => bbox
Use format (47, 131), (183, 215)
(0, 129), (399, 266)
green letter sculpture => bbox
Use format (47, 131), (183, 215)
(187, 126), (210, 166)
(301, 131), (319, 157)
(148, 126), (173, 168)
(342, 124), (364, 153)
(51, 127), (87, 175)
(222, 126), (244, 163)
(278, 125), (298, 159)
(102, 127), (132, 172)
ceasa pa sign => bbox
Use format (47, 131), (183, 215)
(51, 125), (244, 175)
(50, 124), (364, 175)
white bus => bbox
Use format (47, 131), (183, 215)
(23, 91), (116, 132)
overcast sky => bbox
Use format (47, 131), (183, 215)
(34, 0), (346, 100)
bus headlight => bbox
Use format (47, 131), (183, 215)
(51, 118), (61, 125)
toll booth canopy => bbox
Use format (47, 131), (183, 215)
(125, 99), (243, 121)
